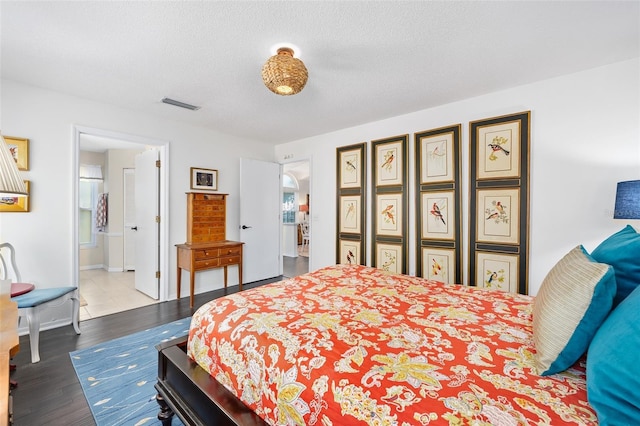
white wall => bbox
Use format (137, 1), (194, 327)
(0, 80), (274, 330)
(274, 59), (640, 296)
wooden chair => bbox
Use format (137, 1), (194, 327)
(300, 222), (310, 252)
(0, 243), (80, 363)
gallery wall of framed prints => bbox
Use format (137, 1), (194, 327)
(468, 111), (531, 294)
(414, 124), (462, 284)
(335, 111), (530, 294)
(336, 142), (367, 265)
(371, 135), (409, 274)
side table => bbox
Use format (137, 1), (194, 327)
(176, 241), (244, 308)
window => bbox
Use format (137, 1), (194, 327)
(283, 192), (296, 223)
(282, 172), (299, 224)
(79, 180), (98, 247)
(283, 174), (296, 189)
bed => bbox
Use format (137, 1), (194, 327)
(155, 263), (605, 425)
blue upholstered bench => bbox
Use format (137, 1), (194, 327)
(12, 286), (81, 363)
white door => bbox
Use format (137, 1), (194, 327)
(134, 149), (159, 299)
(123, 168), (136, 271)
(240, 158), (281, 282)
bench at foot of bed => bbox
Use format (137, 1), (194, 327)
(155, 336), (267, 426)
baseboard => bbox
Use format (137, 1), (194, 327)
(17, 317), (73, 337)
(79, 264), (104, 271)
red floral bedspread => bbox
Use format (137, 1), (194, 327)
(187, 264), (596, 425)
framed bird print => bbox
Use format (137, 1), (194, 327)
(415, 125), (462, 283)
(473, 115), (526, 180)
(421, 191), (455, 240)
(373, 136), (407, 187)
(338, 239), (361, 265)
(375, 192), (403, 237)
(338, 144), (364, 189)
(476, 188), (520, 244)
(339, 195), (362, 234)
(469, 111), (530, 294)
(422, 247), (456, 284)
(375, 242), (404, 274)
(475, 252), (519, 293)
(417, 129), (456, 184)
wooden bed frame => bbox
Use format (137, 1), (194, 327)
(155, 336), (268, 426)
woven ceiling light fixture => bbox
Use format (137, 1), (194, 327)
(261, 47), (308, 96)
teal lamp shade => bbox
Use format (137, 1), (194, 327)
(613, 180), (640, 219)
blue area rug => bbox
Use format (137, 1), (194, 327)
(70, 318), (190, 426)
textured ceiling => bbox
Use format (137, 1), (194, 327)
(1, 1), (639, 145)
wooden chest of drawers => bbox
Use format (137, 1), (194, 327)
(186, 192), (227, 244)
(178, 192), (244, 308)
(191, 244), (242, 269)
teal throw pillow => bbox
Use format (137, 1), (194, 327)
(587, 284), (640, 424)
(591, 225), (640, 306)
(533, 245), (616, 376)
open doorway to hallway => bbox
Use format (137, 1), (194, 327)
(282, 160), (310, 278)
(76, 130), (166, 320)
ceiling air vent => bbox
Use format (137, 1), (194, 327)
(161, 97), (201, 111)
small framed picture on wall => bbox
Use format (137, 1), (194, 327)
(476, 188), (520, 244)
(338, 239), (361, 265)
(475, 251), (519, 293)
(0, 180), (30, 212)
(190, 167), (218, 191)
(340, 195), (362, 234)
(338, 145), (365, 189)
(375, 242), (403, 274)
(422, 247), (455, 284)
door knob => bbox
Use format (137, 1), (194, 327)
(131, 226), (138, 231)
(241, 225), (252, 229)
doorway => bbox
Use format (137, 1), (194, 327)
(73, 126), (169, 320)
(282, 160), (310, 278)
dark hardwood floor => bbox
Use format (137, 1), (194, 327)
(283, 254), (308, 278)
(10, 276), (283, 426)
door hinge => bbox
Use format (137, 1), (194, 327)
(156, 271), (161, 279)
(156, 160), (161, 168)
(156, 216), (160, 223)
